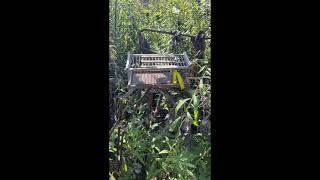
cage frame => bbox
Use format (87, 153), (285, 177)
(125, 52), (191, 89)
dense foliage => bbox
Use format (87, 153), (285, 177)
(109, 0), (212, 179)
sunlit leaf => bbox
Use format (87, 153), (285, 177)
(123, 163), (128, 172)
(187, 111), (193, 121)
(169, 116), (181, 132)
(193, 95), (199, 122)
(175, 98), (191, 114)
(155, 147), (160, 152)
(109, 172), (116, 180)
(151, 123), (159, 129)
(159, 150), (169, 154)
(165, 136), (169, 142)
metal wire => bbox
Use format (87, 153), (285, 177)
(130, 54), (188, 68)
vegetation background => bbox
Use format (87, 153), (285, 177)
(109, 0), (212, 179)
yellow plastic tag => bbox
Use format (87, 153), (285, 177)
(172, 70), (177, 84)
(172, 70), (185, 90)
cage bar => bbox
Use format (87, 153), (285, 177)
(125, 52), (190, 88)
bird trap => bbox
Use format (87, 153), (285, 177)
(125, 52), (191, 90)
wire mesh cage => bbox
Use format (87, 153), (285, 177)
(125, 52), (191, 89)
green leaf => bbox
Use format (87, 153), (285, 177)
(175, 98), (191, 114)
(180, 157), (188, 162)
(109, 172), (116, 180)
(155, 147), (160, 152)
(169, 116), (181, 132)
(159, 150), (169, 154)
(151, 123), (159, 129)
(133, 152), (145, 165)
(123, 163), (128, 172)
(178, 163), (183, 171)
(203, 58), (209, 64)
(199, 79), (204, 93)
(184, 162), (196, 168)
(193, 95), (199, 123)
(171, 91), (178, 95)
(193, 117), (199, 127)
(165, 136), (169, 142)
(186, 169), (197, 179)
(187, 111), (193, 121)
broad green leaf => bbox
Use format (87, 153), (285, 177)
(175, 98), (191, 114)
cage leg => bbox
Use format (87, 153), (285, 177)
(120, 87), (136, 99)
(153, 93), (162, 118)
(147, 90), (153, 115)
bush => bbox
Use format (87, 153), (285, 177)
(109, 0), (212, 179)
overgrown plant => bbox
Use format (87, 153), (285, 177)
(109, 0), (212, 179)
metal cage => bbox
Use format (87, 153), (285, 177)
(125, 52), (191, 89)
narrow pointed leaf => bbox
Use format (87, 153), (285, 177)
(175, 98), (191, 114)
